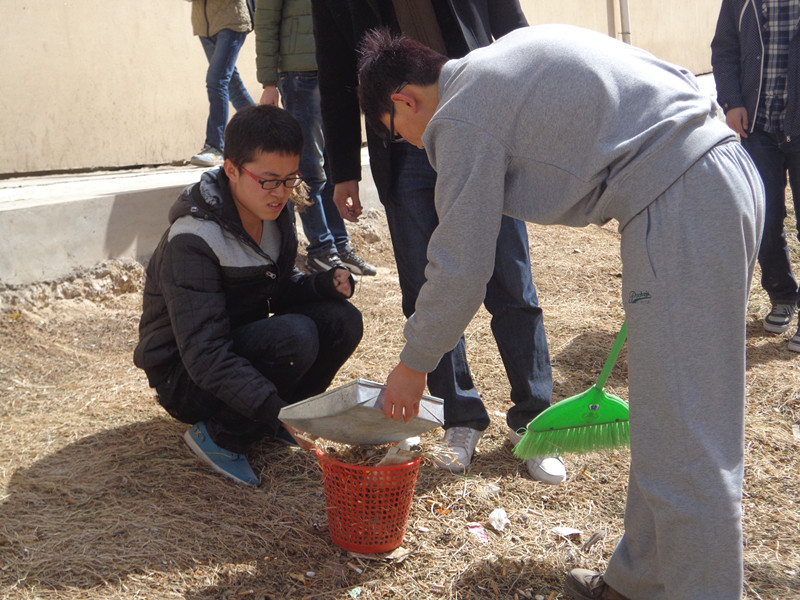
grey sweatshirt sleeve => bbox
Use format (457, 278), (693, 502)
(398, 120), (509, 372)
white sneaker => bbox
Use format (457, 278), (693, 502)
(508, 428), (567, 485)
(433, 427), (483, 474)
(190, 144), (223, 167)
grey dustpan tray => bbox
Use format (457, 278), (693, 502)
(279, 379), (444, 445)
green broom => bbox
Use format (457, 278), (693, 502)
(513, 321), (630, 459)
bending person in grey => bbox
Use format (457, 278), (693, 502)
(357, 25), (764, 600)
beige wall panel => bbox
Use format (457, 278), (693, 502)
(519, 0), (719, 74)
(627, 0), (719, 73)
(0, 0), (260, 176)
(518, 0), (617, 37)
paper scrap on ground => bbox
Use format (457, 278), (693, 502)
(349, 546), (411, 562)
(487, 508), (511, 531)
(467, 522), (489, 544)
(552, 526), (583, 538)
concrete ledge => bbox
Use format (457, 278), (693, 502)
(0, 149), (380, 287)
(0, 166), (206, 286)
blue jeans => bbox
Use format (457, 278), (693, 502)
(742, 128), (800, 305)
(278, 71), (351, 258)
(387, 143), (552, 432)
(199, 29), (254, 150)
(155, 299), (363, 453)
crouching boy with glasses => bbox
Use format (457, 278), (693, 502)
(134, 104), (363, 487)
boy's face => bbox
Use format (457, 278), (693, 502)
(224, 150), (301, 226)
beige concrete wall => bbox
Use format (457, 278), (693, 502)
(0, 0), (260, 176)
(519, 0), (718, 74)
(1, 0), (719, 176)
(519, 0), (617, 40)
(623, 0), (719, 74)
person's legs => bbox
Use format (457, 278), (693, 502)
(742, 129), (798, 305)
(157, 313), (322, 453)
(221, 32), (254, 111)
(780, 134), (800, 299)
(272, 299), (363, 403)
(603, 142), (762, 600)
(156, 302), (361, 454)
(200, 29), (251, 151)
(325, 174), (354, 254)
(278, 72), (338, 259)
(388, 143), (489, 431)
(220, 301), (361, 448)
(483, 216), (553, 432)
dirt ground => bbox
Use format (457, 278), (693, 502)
(0, 207), (798, 600)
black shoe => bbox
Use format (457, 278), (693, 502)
(305, 253), (345, 273)
(764, 302), (796, 333)
(338, 249), (377, 276)
(788, 320), (800, 353)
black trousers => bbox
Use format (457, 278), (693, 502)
(156, 299), (363, 452)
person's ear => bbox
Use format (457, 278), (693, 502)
(391, 90), (418, 113)
(223, 158), (239, 181)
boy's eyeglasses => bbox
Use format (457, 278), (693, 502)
(385, 80), (409, 146)
(238, 164), (303, 190)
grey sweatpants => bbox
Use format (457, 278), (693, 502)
(604, 141), (764, 600)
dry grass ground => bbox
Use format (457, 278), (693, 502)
(0, 205), (798, 600)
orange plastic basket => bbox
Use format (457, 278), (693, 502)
(316, 451), (422, 553)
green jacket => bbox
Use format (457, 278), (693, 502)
(191, 0), (253, 38)
(255, 0), (317, 86)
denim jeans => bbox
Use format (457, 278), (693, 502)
(387, 143), (553, 432)
(278, 71), (351, 258)
(741, 128), (800, 304)
(199, 29), (254, 150)
(155, 299), (363, 453)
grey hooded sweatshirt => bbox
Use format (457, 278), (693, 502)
(400, 24), (736, 373)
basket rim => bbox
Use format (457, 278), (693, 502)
(314, 448), (422, 472)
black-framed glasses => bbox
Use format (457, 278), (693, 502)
(238, 164), (303, 190)
(385, 80), (409, 145)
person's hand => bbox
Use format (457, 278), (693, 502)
(333, 180), (363, 222)
(282, 423), (316, 450)
(260, 86), (280, 106)
(383, 362), (427, 423)
(332, 267), (353, 297)
(725, 106), (749, 138)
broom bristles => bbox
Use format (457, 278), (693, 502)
(513, 420), (630, 459)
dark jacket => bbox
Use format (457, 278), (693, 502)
(133, 167), (352, 425)
(711, 0), (800, 135)
(310, 0), (528, 202)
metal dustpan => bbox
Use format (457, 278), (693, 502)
(279, 379), (444, 445)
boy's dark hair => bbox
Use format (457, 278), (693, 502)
(357, 28), (448, 137)
(223, 104), (303, 166)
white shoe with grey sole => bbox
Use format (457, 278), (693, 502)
(508, 428), (567, 485)
(433, 427), (483, 474)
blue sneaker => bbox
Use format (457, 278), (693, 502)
(183, 422), (259, 486)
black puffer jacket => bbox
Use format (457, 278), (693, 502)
(134, 167), (353, 425)
(311, 0), (528, 202)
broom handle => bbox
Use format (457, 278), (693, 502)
(594, 321), (627, 391)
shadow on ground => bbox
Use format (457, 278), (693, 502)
(0, 418), (336, 591)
